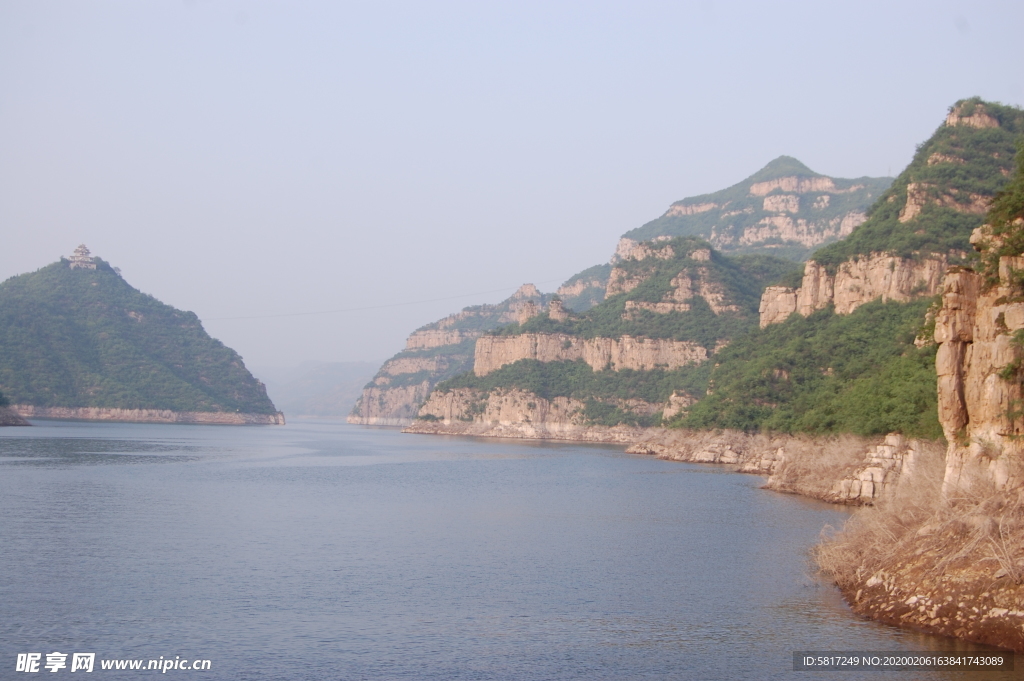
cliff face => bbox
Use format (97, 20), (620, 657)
(934, 238), (1024, 493)
(759, 254), (947, 327)
(621, 156), (890, 261)
(348, 284), (552, 426)
(473, 334), (707, 376)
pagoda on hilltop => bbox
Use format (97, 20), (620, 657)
(68, 244), (96, 270)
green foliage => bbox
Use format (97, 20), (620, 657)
(813, 99), (1024, 269)
(680, 299), (942, 439)
(556, 263), (612, 312)
(977, 137), (1024, 282)
(0, 260), (278, 413)
(491, 237), (800, 350)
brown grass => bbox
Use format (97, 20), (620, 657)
(765, 433), (879, 501)
(815, 445), (1024, 591)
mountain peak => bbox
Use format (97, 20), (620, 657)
(747, 156), (821, 183)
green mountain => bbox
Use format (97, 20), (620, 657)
(814, 98), (1024, 268)
(433, 238), (799, 425)
(416, 98), (1023, 436)
(675, 98), (1024, 437)
(0, 254), (279, 414)
(623, 156), (892, 261)
(497, 237), (798, 349)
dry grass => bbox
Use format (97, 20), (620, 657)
(765, 433), (878, 500)
(815, 445), (1024, 590)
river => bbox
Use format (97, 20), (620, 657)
(0, 421), (1011, 679)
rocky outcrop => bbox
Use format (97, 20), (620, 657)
(405, 329), (480, 350)
(473, 333), (707, 376)
(759, 253), (947, 326)
(348, 382), (434, 426)
(748, 175), (844, 196)
(758, 286), (798, 328)
(737, 213), (864, 249)
(350, 283), (551, 426)
(945, 101), (1001, 129)
(900, 182), (990, 223)
(12, 405), (285, 425)
(933, 234), (1024, 494)
(0, 405), (29, 426)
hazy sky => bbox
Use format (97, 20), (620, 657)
(2, 1), (1022, 370)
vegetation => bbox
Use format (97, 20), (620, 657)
(813, 99), (1024, 270)
(977, 137), (1024, 282)
(678, 299), (942, 439)
(491, 236), (801, 350)
(623, 156), (891, 260)
(0, 259), (278, 413)
(556, 263), (611, 312)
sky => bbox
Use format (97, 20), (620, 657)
(1, 1), (1023, 371)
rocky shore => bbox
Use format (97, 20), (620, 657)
(13, 405), (285, 425)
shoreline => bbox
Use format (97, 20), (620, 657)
(404, 419), (927, 506)
(12, 405), (286, 425)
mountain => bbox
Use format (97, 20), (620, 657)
(406, 98), (1022, 438)
(347, 284), (552, 425)
(350, 155), (876, 424)
(0, 248), (282, 423)
(621, 156), (892, 261)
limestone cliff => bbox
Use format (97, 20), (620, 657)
(349, 284), (553, 426)
(759, 253), (947, 327)
(621, 156), (890, 261)
(473, 334), (707, 376)
(933, 230), (1024, 493)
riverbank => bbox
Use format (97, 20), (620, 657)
(13, 405), (286, 425)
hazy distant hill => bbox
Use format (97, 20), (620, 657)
(348, 284), (551, 425)
(624, 156), (891, 261)
(257, 361), (379, 419)
(0, 254), (279, 415)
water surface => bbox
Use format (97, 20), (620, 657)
(0, 421), (1010, 679)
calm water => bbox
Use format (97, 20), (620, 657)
(0, 421), (1013, 680)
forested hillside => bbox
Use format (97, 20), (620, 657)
(0, 257), (278, 414)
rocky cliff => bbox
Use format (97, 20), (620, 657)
(473, 334), (708, 376)
(759, 253), (947, 327)
(621, 156), (889, 261)
(348, 284), (552, 426)
(934, 227), (1024, 494)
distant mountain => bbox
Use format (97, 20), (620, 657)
(0, 249), (280, 419)
(546, 157), (890, 316)
(348, 284), (552, 425)
(622, 156), (891, 261)
(258, 361), (379, 419)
